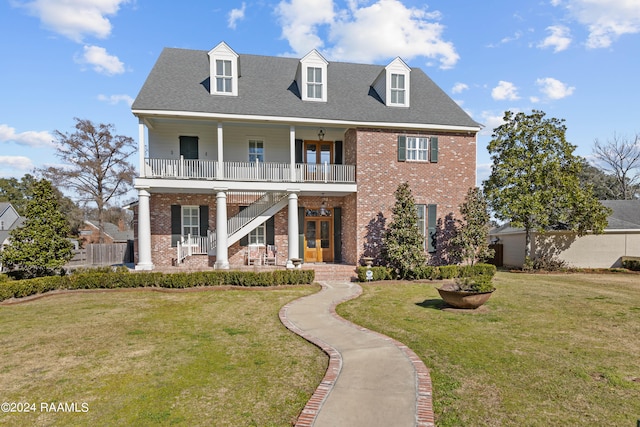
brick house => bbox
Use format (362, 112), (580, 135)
(131, 42), (480, 270)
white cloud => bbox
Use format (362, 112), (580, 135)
(478, 111), (509, 136)
(18, 0), (129, 42)
(538, 25), (572, 52)
(0, 124), (55, 148)
(275, 0), (459, 69)
(491, 81), (520, 101)
(0, 156), (34, 171)
(536, 77), (575, 99)
(228, 2), (246, 29)
(553, 0), (640, 48)
(79, 45), (125, 75)
(452, 82), (469, 94)
(98, 94), (134, 106)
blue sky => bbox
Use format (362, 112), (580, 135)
(1, 0), (639, 192)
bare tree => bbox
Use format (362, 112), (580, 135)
(592, 133), (640, 200)
(42, 118), (136, 242)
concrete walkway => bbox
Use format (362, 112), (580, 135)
(279, 281), (435, 427)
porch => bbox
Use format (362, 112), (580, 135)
(144, 158), (356, 184)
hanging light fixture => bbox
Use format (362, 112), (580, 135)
(318, 129), (325, 141)
(320, 194), (329, 216)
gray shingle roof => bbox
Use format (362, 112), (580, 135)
(132, 47), (480, 129)
(600, 200), (640, 229)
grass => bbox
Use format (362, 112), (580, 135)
(337, 271), (640, 427)
(0, 286), (326, 427)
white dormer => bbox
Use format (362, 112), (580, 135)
(297, 50), (328, 102)
(208, 42), (239, 96)
(373, 57), (411, 107)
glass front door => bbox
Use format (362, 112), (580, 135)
(304, 209), (333, 263)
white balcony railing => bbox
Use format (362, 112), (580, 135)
(176, 234), (208, 264)
(145, 158), (355, 184)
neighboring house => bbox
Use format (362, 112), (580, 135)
(0, 202), (25, 270)
(131, 41), (480, 270)
(78, 220), (134, 245)
(490, 200), (640, 268)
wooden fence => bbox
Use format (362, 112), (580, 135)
(67, 242), (133, 267)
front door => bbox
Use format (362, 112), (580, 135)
(304, 210), (333, 263)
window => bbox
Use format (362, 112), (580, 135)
(249, 139), (264, 163)
(215, 59), (232, 93)
(182, 206), (200, 237)
(407, 137), (429, 161)
(416, 205), (426, 250)
(307, 67), (323, 99)
(248, 222), (266, 245)
(391, 73), (405, 105)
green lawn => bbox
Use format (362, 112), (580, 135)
(0, 287), (326, 427)
(337, 272), (640, 427)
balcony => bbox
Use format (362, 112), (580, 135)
(144, 158), (356, 184)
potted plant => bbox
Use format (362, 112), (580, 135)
(437, 273), (495, 309)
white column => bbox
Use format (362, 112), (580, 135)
(287, 191), (300, 268)
(138, 118), (146, 178)
(217, 122), (224, 179)
(135, 188), (153, 270)
(289, 125), (296, 182)
(214, 190), (229, 269)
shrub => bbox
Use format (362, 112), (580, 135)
(356, 266), (393, 282)
(0, 269), (316, 302)
(621, 257), (640, 271)
(438, 265), (460, 279)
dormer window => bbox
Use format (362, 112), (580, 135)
(298, 50), (328, 102)
(215, 59), (233, 93)
(390, 73), (405, 105)
(307, 67), (323, 99)
(372, 57), (411, 107)
(208, 42), (239, 96)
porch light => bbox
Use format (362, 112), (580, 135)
(320, 196), (329, 215)
(318, 129), (325, 141)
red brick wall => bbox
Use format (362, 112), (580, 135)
(352, 128), (476, 263)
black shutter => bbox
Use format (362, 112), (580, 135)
(266, 216), (275, 245)
(295, 139), (303, 163)
(397, 135), (406, 162)
(171, 205), (181, 247)
(199, 205), (209, 237)
(334, 141), (343, 164)
(430, 137), (439, 163)
(333, 207), (342, 262)
(427, 204), (437, 253)
(239, 206), (248, 246)
(298, 206), (305, 260)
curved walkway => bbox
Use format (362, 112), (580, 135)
(279, 281), (435, 427)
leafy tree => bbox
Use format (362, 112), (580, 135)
(42, 118), (136, 243)
(578, 160), (621, 200)
(0, 179), (74, 277)
(382, 182), (426, 278)
(483, 110), (611, 260)
(450, 187), (494, 265)
(592, 133), (640, 199)
(0, 173), (84, 234)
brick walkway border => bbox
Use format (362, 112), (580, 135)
(279, 282), (435, 427)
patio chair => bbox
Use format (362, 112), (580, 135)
(247, 245), (262, 265)
(264, 245), (277, 265)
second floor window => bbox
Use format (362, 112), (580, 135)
(407, 137), (428, 161)
(249, 140), (264, 163)
(391, 73), (406, 105)
(307, 67), (323, 99)
(216, 59), (232, 93)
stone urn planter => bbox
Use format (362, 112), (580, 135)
(361, 257), (374, 267)
(437, 282), (495, 309)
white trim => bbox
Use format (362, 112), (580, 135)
(134, 178), (356, 194)
(132, 109), (481, 133)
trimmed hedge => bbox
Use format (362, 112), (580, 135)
(0, 269), (315, 302)
(621, 257), (640, 271)
(357, 263), (497, 282)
